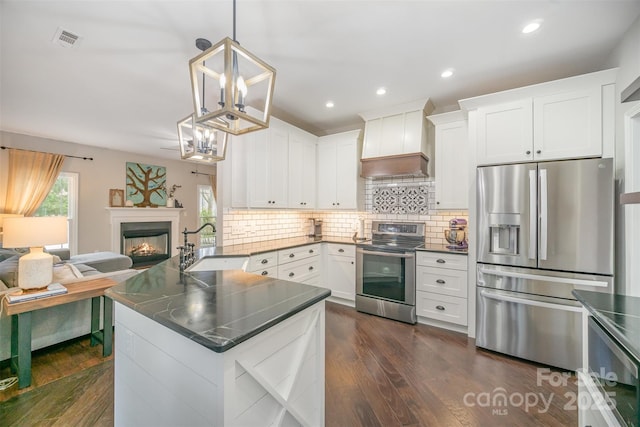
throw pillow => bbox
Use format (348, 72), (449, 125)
(52, 263), (84, 282)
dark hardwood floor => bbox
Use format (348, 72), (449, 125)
(0, 302), (578, 426)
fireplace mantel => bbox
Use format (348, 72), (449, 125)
(106, 207), (184, 257)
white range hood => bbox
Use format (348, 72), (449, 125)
(358, 99), (435, 178)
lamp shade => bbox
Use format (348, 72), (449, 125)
(3, 216), (68, 248)
(189, 37), (276, 136)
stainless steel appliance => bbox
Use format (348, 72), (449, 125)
(587, 316), (639, 426)
(476, 157), (614, 371)
(356, 221), (425, 324)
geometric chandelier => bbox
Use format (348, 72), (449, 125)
(188, 0), (276, 136)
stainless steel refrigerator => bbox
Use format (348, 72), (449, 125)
(476, 157), (614, 371)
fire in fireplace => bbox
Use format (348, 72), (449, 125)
(121, 221), (171, 268)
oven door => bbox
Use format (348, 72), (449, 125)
(356, 247), (415, 305)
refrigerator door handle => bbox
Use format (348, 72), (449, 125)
(479, 289), (583, 313)
(477, 267), (610, 288)
(539, 169), (548, 260)
(528, 170), (536, 259)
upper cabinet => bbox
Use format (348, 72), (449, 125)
(317, 130), (363, 210)
(460, 68), (617, 166)
(359, 99), (435, 177)
(248, 121), (289, 208)
(427, 110), (469, 210)
(288, 128), (317, 209)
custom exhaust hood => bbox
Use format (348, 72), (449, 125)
(358, 99), (435, 178)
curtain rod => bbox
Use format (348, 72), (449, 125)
(0, 146), (94, 161)
(191, 170), (215, 177)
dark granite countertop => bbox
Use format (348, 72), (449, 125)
(418, 243), (468, 255)
(105, 252), (330, 353)
(573, 290), (640, 363)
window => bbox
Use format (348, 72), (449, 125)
(198, 184), (216, 247)
(34, 172), (78, 254)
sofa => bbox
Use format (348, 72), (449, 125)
(0, 248), (139, 361)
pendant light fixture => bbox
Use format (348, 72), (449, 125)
(177, 39), (229, 163)
(189, 0), (276, 136)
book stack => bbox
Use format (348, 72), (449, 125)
(7, 283), (68, 303)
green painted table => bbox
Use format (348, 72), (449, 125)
(3, 277), (117, 389)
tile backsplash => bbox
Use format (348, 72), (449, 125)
(221, 176), (468, 246)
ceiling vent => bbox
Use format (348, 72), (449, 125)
(52, 27), (82, 48)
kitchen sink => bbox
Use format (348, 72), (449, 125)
(185, 256), (249, 272)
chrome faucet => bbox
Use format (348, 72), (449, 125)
(179, 223), (216, 270)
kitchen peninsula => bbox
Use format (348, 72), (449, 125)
(105, 251), (330, 427)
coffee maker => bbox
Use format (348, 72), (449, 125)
(308, 218), (323, 238)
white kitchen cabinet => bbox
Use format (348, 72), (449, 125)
(317, 130), (362, 210)
(246, 250), (278, 278)
(288, 128), (317, 209)
(322, 243), (355, 303)
(278, 244), (321, 285)
(427, 110), (469, 210)
(476, 99), (533, 165)
(248, 122), (289, 208)
(416, 251), (468, 329)
(464, 69), (617, 166)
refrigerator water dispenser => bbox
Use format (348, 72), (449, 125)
(488, 214), (520, 256)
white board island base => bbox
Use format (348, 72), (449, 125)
(113, 300), (326, 427)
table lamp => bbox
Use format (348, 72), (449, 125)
(0, 213), (23, 246)
(2, 216), (68, 290)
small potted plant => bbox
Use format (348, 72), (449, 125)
(165, 184), (181, 208)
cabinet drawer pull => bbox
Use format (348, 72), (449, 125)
(338, 248), (345, 253)
(289, 253), (295, 258)
(261, 271), (268, 276)
(309, 249), (314, 253)
(436, 305), (446, 311)
(436, 279), (446, 284)
(289, 272), (295, 277)
(261, 259), (268, 264)
(309, 266), (314, 271)
(436, 259), (446, 264)
(536, 150), (541, 154)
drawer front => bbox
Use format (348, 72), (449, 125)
(326, 244), (355, 257)
(301, 273), (322, 286)
(278, 258), (320, 282)
(416, 251), (468, 270)
(278, 244), (321, 265)
(247, 251), (278, 272)
(248, 266), (278, 278)
(416, 266), (467, 298)
(416, 292), (468, 326)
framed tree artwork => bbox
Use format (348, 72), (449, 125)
(126, 162), (167, 207)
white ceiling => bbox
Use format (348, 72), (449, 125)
(1, 0), (639, 160)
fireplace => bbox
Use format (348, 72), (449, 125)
(121, 221), (171, 268)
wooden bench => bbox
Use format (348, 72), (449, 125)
(3, 277), (117, 389)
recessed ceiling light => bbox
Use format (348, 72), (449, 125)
(441, 69), (454, 78)
(522, 21), (541, 34)
(376, 87), (386, 95)
(325, 101), (334, 108)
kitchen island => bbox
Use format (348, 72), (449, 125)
(105, 252), (330, 427)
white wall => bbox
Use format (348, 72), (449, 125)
(606, 14), (640, 294)
(0, 131), (215, 254)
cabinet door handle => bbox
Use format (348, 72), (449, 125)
(526, 150), (531, 155)
(338, 249), (345, 253)
(436, 259), (446, 264)
(261, 259), (268, 264)
(536, 150), (541, 154)
(436, 279), (446, 284)
(289, 272), (295, 277)
(436, 305), (445, 311)
(436, 201), (440, 205)
(261, 271), (268, 276)
(289, 253), (295, 258)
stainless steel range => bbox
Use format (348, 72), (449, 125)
(356, 221), (425, 324)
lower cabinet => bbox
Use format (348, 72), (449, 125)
(323, 243), (356, 303)
(245, 250), (278, 277)
(415, 251), (468, 328)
